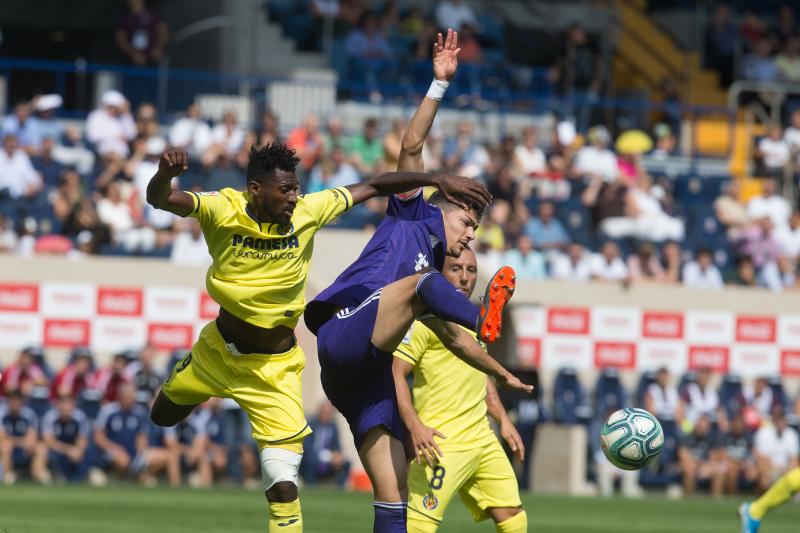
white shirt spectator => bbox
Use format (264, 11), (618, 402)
(573, 145), (618, 182)
(86, 108), (136, 158)
(646, 383), (680, 419)
(784, 126), (800, 159)
(683, 384), (720, 424)
(758, 136), (790, 169)
(435, 1), (478, 31)
(169, 117), (212, 158)
(211, 123), (245, 156)
(682, 261), (724, 289)
(754, 424), (800, 469)
(551, 253), (592, 282)
(0, 147), (41, 198)
(132, 156), (176, 230)
(774, 221), (800, 258)
(170, 230), (211, 267)
(748, 194), (792, 230)
(589, 253), (628, 281)
(759, 259), (796, 292)
(513, 144), (546, 175)
(97, 189), (156, 252)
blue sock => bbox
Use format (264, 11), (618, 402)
(416, 271), (480, 330)
(373, 501), (407, 533)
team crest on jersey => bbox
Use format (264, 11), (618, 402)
(414, 253), (429, 272)
(277, 223), (294, 235)
(422, 493), (439, 510)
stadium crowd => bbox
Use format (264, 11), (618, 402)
(0, 89), (799, 292)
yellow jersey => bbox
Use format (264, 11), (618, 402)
(187, 186), (352, 329)
(394, 322), (496, 452)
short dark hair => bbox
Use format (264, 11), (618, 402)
(428, 190), (485, 221)
(246, 143), (299, 183)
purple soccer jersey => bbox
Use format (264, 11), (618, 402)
(305, 189), (446, 333)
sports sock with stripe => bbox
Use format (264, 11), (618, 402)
(415, 271), (479, 331)
(373, 501), (407, 533)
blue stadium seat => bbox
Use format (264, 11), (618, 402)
(767, 376), (790, 410)
(639, 418), (680, 488)
(27, 386), (52, 418)
(552, 367), (593, 424)
(719, 374), (745, 418)
(635, 370), (658, 407)
(594, 368), (628, 418)
(678, 371), (697, 395)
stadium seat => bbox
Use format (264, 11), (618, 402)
(552, 367), (593, 424)
(639, 418), (680, 488)
(27, 386), (52, 417)
(678, 371), (697, 395)
(593, 368), (628, 418)
(766, 376), (790, 410)
(635, 370), (658, 407)
(719, 374), (745, 418)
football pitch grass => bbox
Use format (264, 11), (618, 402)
(2, 484), (800, 532)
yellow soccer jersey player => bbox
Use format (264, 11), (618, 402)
(393, 248), (528, 533)
(147, 144), (493, 533)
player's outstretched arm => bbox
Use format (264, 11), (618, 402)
(392, 358), (446, 467)
(146, 149), (195, 217)
(423, 318), (533, 394)
(486, 377), (525, 461)
(397, 28), (460, 173)
(346, 170), (491, 210)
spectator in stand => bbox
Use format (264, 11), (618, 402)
(127, 344), (163, 403)
(589, 241), (629, 282)
(743, 38), (778, 82)
(582, 174), (628, 235)
(486, 165), (520, 205)
(714, 180), (749, 238)
(551, 242), (592, 282)
(435, 0), (478, 32)
(256, 110), (281, 147)
(504, 235), (547, 281)
(511, 126), (546, 179)
(523, 201), (569, 252)
(773, 4), (797, 45)
(551, 23), (601, 99)
(682, 248), (723, 289)
(475, 200), (509, 252)
(31, 137), (67, 190)
(41, 394), (91, 483)
(94, 353), (133, 404)
(115, 0), (168, 66)
(720, 414), (758, 495)
(52, 348), (96, 400)
(571, 125), (618, 183)
(0, 346), (48, 396)
(682, 367), (727, 431)
(601, 174), (685, 242)
(86, 90), (136, 159)
(645, 367), (684, 424)
(740, 11), (767, 52)
(784, 108), (800, 161)
(0, 133), (43, 200)
(738, 217), (781, 269)
(754, 408), (799, 492)
(308, 146), (360, 192)
(97, 181), (157, 253)
(344, 11), (392, 60)
(91, 383), (149, 486)
(0, 214), (18, 252)
(347, 117), (384, 177)
(775, 210), (800, 259)
(381, 117), (406, 169)
(321, 115), (346, 157)
(756, 126), (790, 178)
(776, 36), (800, 82)
(30, 95), (94, 174)
(704, 3), (737, 86)
(170, 217), (210, 267)
(746, 377), (779, 420)
(729, 255), (758, 287)
(626, 242), (666, 283)
(143, 422), (180, 487)
(169, 103), (212, 160)
(175, 411), (213, 488)
(678, 414), (725, 499)
(208, 110), (245, 161)
(748, 178), (792, 231)
(128, 137), (176, 232)
(301, 401), (350, 487)
(287, 113), (323, 175)
(456, 23), (482, 63)
(760, 255), (797, 291)
(2, 101), (37, 149)
(661, 241), (683, 283)
(443, 120), (490, 179)
(0, 390), (49, 485)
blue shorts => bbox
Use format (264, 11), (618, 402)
(316, 290), (406, 451)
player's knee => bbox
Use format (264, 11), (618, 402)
(260, 447), (302, 502)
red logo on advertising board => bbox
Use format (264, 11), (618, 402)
(199, 293), (219, 320)
(781, 351), (800, 376)
(517, 338), (541, 367)
(735, 316), (776, 343)
(547, 307), (590, 335)
(688, 346), (729, 372)
(97, 288), (143, 316)
(0, 284), (39, 312)
(642, 312), (683, 339)
(594, 342), (636, 369)
(43, 319), (90, 347)
(148, 324), (194, 350)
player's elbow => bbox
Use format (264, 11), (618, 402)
(400, 134), (424, 157)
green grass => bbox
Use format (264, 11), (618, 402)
(0, 484), (798, 532)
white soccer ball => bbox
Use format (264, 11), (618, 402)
(600, 407), (664, 470)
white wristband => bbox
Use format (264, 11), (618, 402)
(426, 79), (450, 101)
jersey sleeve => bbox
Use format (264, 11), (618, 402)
(299, 187), (353, 228)
(393, 322), (432, 366)
(186, 190), (231, 225)
(386, 188), (427, 220)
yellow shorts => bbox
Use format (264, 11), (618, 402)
(162, 321), (311, 453)
(407, 438), (521, 529)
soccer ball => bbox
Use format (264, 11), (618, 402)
(600, 408), (664, 471)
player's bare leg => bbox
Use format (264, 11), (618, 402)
(359, 427), (409, 531)
(150, 389), (198, 427)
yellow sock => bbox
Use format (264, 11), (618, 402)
(750, 468), (800, 520)
(496, 510), (527, 533)
(268, 499), (302, 532)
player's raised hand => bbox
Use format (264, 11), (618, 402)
(434, 174), (492, 211)
(410, 421), (446, 467)
(433, 28), (460, 82)
(500, 420), (526, 462)
(158, 149), (189, 178)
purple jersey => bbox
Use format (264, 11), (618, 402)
(305, 189), (446, 333)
